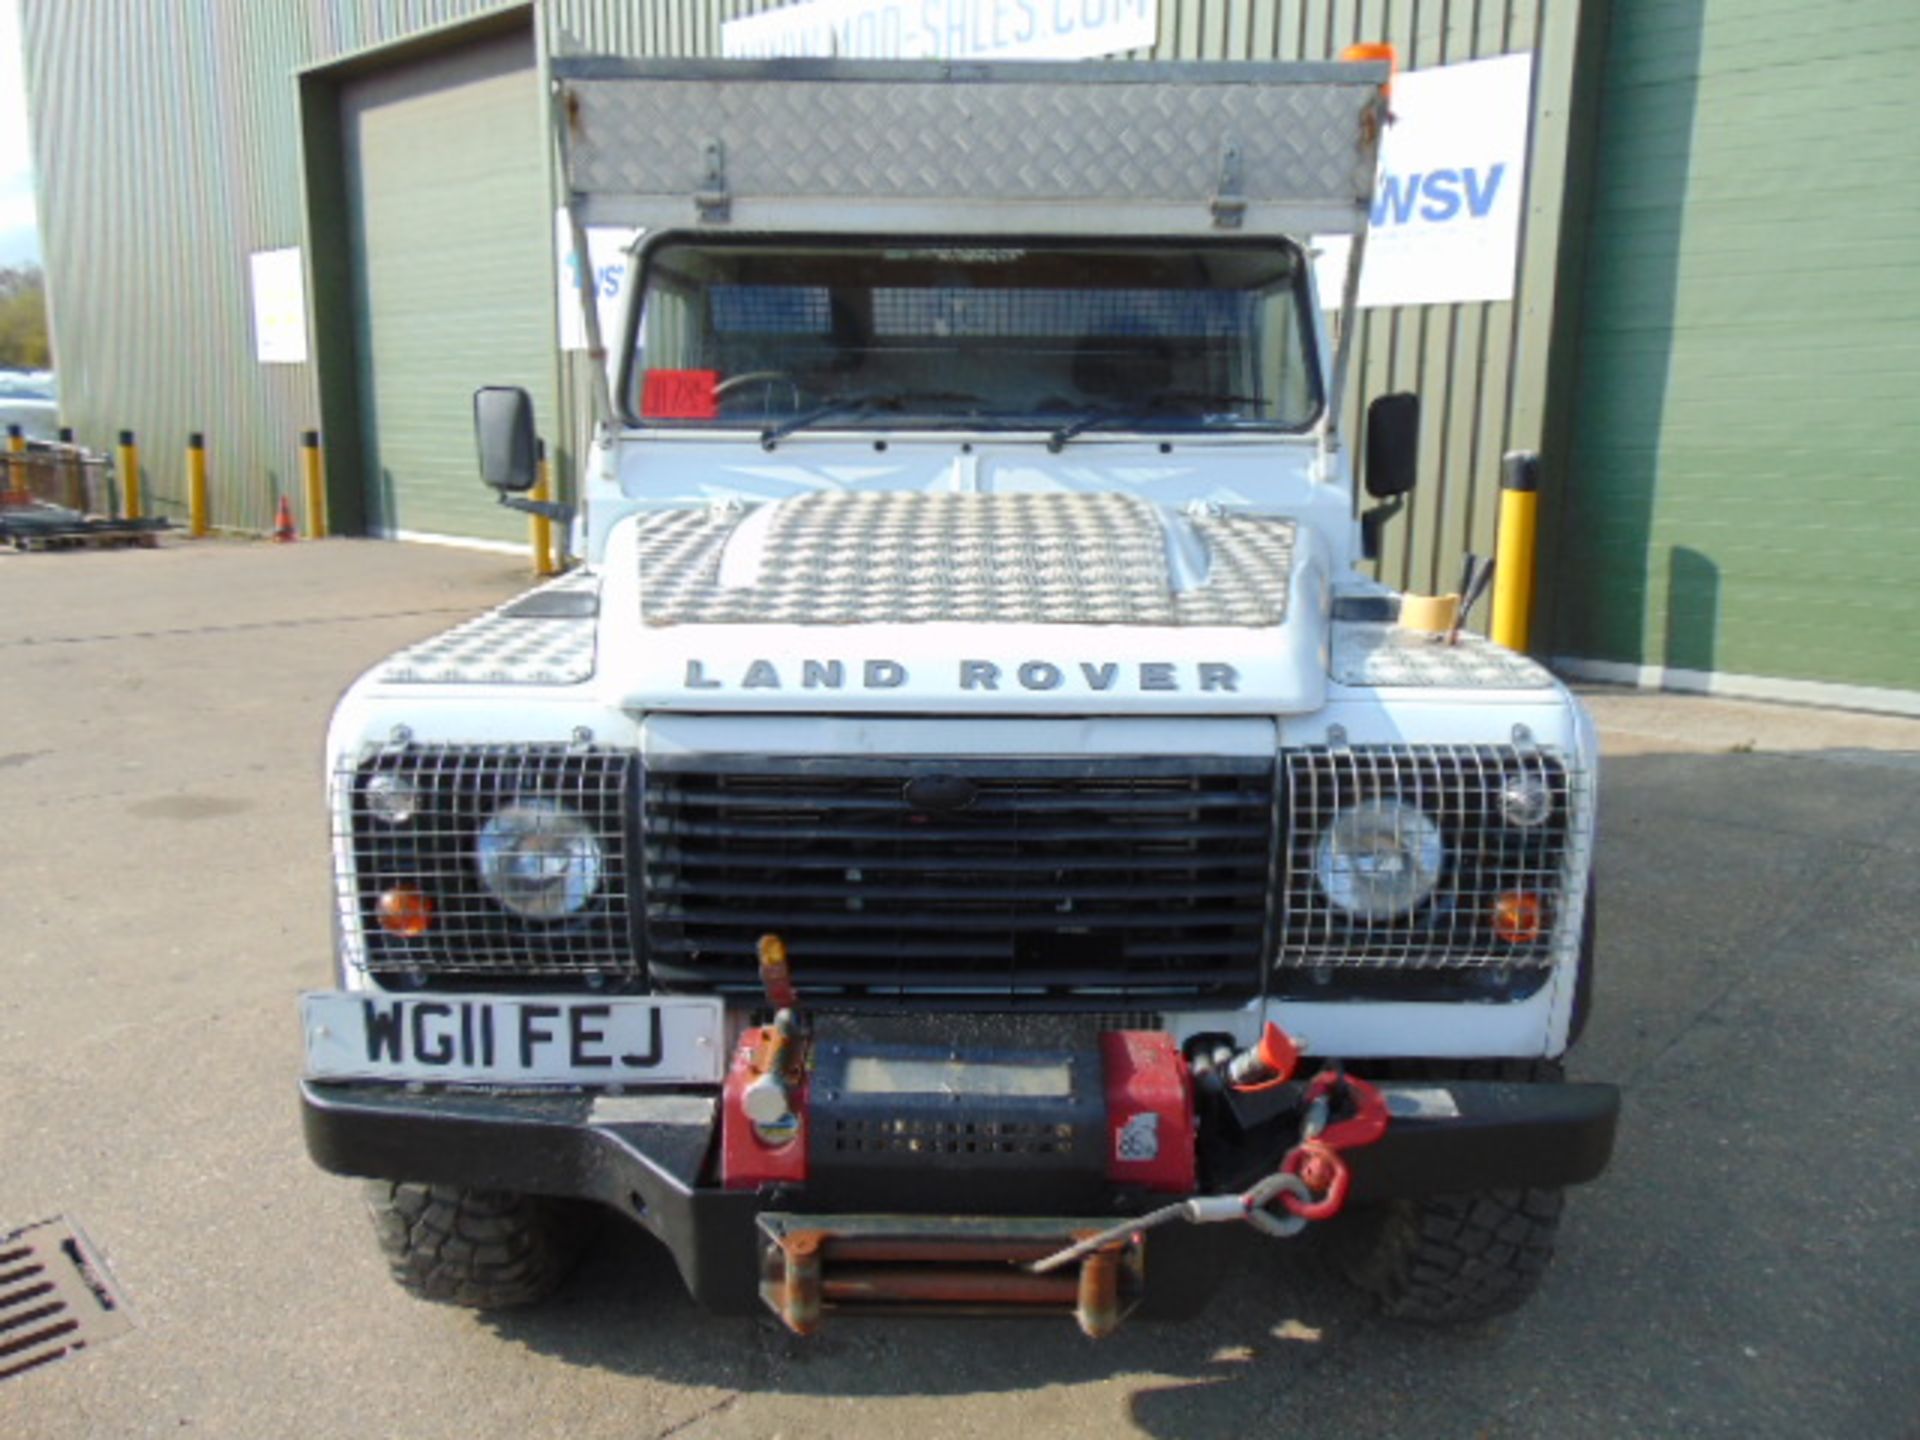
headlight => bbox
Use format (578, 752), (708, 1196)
(1313, 799), (1444, 919)
(475, 799), (605, 919)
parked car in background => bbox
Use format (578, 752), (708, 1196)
(0, 370), (59, 442)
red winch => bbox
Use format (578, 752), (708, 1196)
(720, 939), (1391, 1336)
(721, 1023), (1200, 1196)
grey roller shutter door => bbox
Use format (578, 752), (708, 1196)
(342, 30), (555, 545)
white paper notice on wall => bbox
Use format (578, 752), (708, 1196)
(557, 212), (640, 352)
(249, 247), (308, 364)
(722, 0), (1157, 61)
(1314, 53), (1533, 310)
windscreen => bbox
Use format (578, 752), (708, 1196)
(627, 238), (1320, 433)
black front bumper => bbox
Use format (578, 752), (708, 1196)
(301, 1074), (1619, 1316)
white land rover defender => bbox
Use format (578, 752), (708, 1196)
(302, 58), (1616, 1335)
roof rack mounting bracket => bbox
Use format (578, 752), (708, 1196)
(1211, 140), (1246, 228)
(696, 139), (730, 222)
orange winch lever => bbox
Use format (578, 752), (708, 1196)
(1227, 1021), (1305, 1092)
(757, 932), (798, 1011)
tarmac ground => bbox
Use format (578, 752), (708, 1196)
(1, 539), (1915, 1439)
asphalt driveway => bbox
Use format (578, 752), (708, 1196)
(1, 539), (1914, 1439)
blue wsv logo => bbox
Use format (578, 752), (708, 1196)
(1372, 164), (1507, 226)
(565, 252), (626, 300)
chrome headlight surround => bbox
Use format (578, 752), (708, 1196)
(1311, 798), (1445, 920)
(475, 798), (606, 920)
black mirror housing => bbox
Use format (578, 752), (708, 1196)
(1364, 392), (1420, 499)
(474, 386), (537, 493)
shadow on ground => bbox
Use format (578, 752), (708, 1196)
(482, 1224), (1505, 1431)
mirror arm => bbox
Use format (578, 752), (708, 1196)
(1359, 497), (1404, 562)
(496, 494), (575, 524)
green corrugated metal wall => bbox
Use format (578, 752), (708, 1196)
(24, 0), (1584, 609)
(1551, 0), (1920, 695)
(22, 1), (541, 532)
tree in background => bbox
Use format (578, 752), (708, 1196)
(0, 266), (51, 370)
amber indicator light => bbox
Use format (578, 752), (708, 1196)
(376, 887), (434, 937)
(1490, 891), (1544, 944)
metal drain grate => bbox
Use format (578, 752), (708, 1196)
(0, 1217), (132, 1383)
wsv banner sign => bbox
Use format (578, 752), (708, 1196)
(1321, 53), (1534, 309)
(722, 0), (1157, 62)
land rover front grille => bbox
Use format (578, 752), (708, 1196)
(640, 757), (1278, 998)
(336, 746), (636, 978)
(335, 742), (1581, 989)
(1276, 745), (1581, 970)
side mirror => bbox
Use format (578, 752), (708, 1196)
(474, 386), (537, 493)
(1364, 392), (1420, 499)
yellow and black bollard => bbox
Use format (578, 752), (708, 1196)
(1490, 450), (1540, 652)
(54, 428), (80, 509)
(300, 430), (327, 539)
(117, 429), (142, 520)
(186, 433), (209, 538)
(530, 438), (557, 578)
(3, 424), (22, 501)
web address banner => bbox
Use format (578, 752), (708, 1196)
(722, 0), (1158, 62)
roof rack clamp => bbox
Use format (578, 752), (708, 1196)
(696, 138), (731, 223)
(1210, 140), (1246, 228)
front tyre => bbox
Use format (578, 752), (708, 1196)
(1329, 1057), (1569, 1324)
(1330, 1185), (1564, 1324)
(364, 1182), (593, 1309)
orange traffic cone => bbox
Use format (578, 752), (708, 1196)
(273, 494), (296, 543)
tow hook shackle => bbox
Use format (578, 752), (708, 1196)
(1274, 1069), (1390, 1218)
(1279, 1140), (1351, 1221)
(1301, 1069), (1391, 1151)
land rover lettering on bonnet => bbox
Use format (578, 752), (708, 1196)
(301, 57), (1616, 1338)
(679, 658), (1242, 692)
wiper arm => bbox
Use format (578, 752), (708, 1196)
(1046, 407), (1130, 452)
(760, 396), (878, 450)
(759, 389), (984, 450)
(1046, 391), (1271, 452)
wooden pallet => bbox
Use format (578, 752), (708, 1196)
(1, 505), (169, 552)
(9, 528), (163, 552)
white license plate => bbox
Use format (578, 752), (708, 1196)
(302, 991), (726, 1086)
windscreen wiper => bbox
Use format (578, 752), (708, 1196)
(759, 389), (983, 450)
(1045, 392), (1270, 452)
